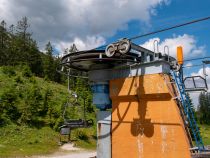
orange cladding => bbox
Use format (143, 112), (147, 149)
(110, 73), (191, 158)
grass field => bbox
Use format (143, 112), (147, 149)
(199, 124), (210, 146)
(0, 124), (96, 157)
(0, 125), (59, 157)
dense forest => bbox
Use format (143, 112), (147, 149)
(0, 17), (94, 129)
(197, 92), (210, 124)
(0, 17), (62, 82)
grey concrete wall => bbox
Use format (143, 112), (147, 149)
(97, 111), (111, 158)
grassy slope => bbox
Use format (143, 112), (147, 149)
(0, 125), (96, 157)
(0, 125), (58, 157)
(199, 124), (210, 146)
(0, 66), (96, 157)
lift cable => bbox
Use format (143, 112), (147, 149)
(93, 16), (210, 50)
(129, 16), (210, 41)
(183, 56), (210, 62)
(183, 64), (204, 68)
(183, 62), (210, 68)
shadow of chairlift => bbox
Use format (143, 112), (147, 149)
(59, 92), (93, 143)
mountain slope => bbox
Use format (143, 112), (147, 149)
(0, 66), (96, 157)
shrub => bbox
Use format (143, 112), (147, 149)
(0, 88), (21, 124)
(75, 129), (88, 141)
(14, 75), (24, 84)
(22, 65), (32, 77)
(2, 66), (16, 77)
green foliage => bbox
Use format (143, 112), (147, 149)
(0, 125), (58, 157)
(186, 93), (197, 121)
(199, 124), (210, 145)
(0, 86), (20, 125)
(14, 75), (24, 84)
(22, 65), (32, 77)
(75, 129), (89, 141)
(74, 78), (94, 113)
(0, 18), (64, 83)
(0, 17), (96, 156)
(2, 66), (16, 77)
(0, 66), (69, 128)
(197, 92), (210, 124)
(20, 85), (43, 125)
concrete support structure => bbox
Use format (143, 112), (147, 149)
(60, 42), (209, 157)
(93, 61), (192, 158)
(97, 111), (111, 158)
(110, 74), (191, 158)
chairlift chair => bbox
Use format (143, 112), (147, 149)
(59, 92), (93, 143)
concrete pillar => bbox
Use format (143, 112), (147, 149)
(97, 111), (111, 158)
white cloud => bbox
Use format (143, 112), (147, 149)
(141, 34), (206, 59)
(0, 0), (170, 53)
(55, 36), (106, 55)
(185, 62), (193, 68)
(141, 34), (207, 108)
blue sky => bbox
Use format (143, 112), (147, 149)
(0, 0), (210, 106)
(104, 0), (210, 83)
(107, 0), (210, 58)
(104, 0), (210, 106)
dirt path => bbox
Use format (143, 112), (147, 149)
(32, 143), (96, 158)
(35, 151), (96, 158)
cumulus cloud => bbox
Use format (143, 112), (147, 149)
(141, 35), (207, 108)
(0, 0), (169, 52)
(141, 34), (206, 58)
(55, 36), (106, 54)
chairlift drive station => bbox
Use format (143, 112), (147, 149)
(59, 38), (209, 158)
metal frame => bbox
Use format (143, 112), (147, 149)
(184, 75), (208, 92)
(172, 71), (205, 151)
(59, 40), (176, 74)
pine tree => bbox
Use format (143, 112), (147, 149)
(186, 93), (197, 121)
(198, 92), (210, 124)
(43, 41), (55, 80)
(0, 20), (9, 65)
(16, 17), (30, 50)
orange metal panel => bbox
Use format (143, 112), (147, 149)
(110, 74), (191, 158)
(177, 46), (184, 65)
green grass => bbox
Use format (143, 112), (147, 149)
(71, 127), (97, 149)
(0, 125), (59, 157)
(199, 124), (210, 145)
(0, 66), (97, 157)
(0, 125), (96, 157)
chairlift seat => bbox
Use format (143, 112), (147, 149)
(184, 76), (208, 92)
(64, 119), (93, 128)
(60, 127), (70, 135)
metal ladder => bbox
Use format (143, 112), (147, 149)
(171, 70), (205, 151)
